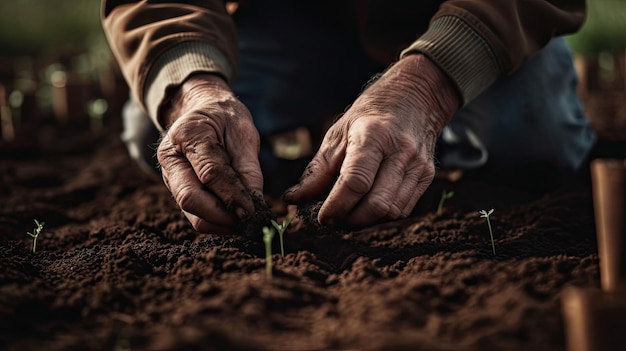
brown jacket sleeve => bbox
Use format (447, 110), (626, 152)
(402, 0), (586, 105)
(101, 0), (237, 129)
(102, 0), (586, 124)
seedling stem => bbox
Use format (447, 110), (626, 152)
(26, 219), (44, 253)
(262, 226), (275, 279)
(271, 217), (293, 257)
(437, 190), (455, 214)
(479, 209), (495, 256)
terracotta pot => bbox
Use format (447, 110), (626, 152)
(0, 84), (14, 141)
(562, 287), (626, 351)
(591, 159), (626, 293)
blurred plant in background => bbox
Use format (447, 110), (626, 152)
(565, 0), (626, 142)
(2, 0), (622, 58)
(0, 0), (127, 141)
(0, 0), (104, 57)
(566, 0), (626, 56)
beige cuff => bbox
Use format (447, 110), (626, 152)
(144, 41), (233, 131)
(401, 16), (504, 105)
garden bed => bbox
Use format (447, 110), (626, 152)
(1, 108), (621, 351)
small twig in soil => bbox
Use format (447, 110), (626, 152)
(26, 219), (44, 253)
(271, 217), (293, 257)
(262, 226), (275, 279)
(437, 189), (455, 214)
(479, 209), (495, 256)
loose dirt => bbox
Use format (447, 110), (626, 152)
(0, 98), (622, 350)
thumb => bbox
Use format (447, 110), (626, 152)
(283, 143), (344, 204)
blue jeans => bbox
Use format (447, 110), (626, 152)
(437, 38), (596, 174)
(122, 8), (596, 194)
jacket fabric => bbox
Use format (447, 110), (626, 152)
(101, 0), (586, 131)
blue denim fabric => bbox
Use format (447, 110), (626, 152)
(437, 38), (596, 173)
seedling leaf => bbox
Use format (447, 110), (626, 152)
(271, 217), (293, 257)
(26, 219), (44, 253)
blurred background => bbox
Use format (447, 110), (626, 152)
(0, 0), (125, 142)
(0, 0), (625, 143)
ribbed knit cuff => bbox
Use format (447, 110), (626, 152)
(144, 41), (233, 131)
(400, 16), (503, 105)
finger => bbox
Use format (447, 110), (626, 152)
(387, 164), (422, 220)
(401, 163), (435, 217)
(183, 132), (256, 217)
(226, 118), (264, 193)
(182, 210), (233, 235)
(318, 140), (384, 226)
(346, 156), (406, 227)
(282, 134), (344, 204)
(382, 161), (423, 221)
(161, 153), (236, 228)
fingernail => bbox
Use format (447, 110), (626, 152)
(285, 183), (300, 193)
(251, 189), (264, 199)
(282, 185), (300, 200)
(235, 207), (248, 219)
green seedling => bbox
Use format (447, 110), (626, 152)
(26, 219), (44, 253)
(271, 217), (293, 257)
(262, 226), (275, 279)
(479, 209), (495, 256)
(437, 189), (455, 214)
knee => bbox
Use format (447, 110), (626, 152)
(121, 99), (161, 175)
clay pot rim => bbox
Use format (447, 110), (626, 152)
(592, 158), (626, 169)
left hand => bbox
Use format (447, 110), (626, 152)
(283, 54), (460, 227)
(156, 74), (263, 234)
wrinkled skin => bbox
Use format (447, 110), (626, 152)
(157, 74), (263, 234)
(283, 54), (460, 227)
(157, 54), (459, 233)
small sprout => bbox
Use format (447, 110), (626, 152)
(262, 226), (275, 279)
(271, 217), (293, 257)
(479, 209), (495, 256)
(437, 189), (455, 214)
(26, 219), (44, 253)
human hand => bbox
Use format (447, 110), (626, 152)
(157, 74), (263, 234)
(283, 54), (460, 227)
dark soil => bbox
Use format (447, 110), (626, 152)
(0, 91), (624, 351)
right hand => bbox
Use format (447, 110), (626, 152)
(283, 54), (459, 227)
(156, 74), (263, 234)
